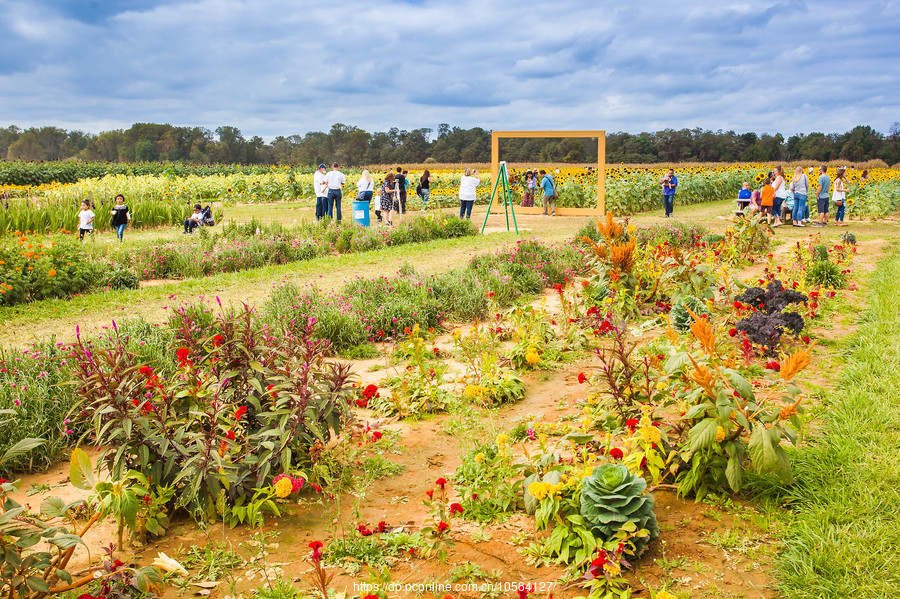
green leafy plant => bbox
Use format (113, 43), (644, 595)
(805, 260), (848, 288)
(670, 296), (708, 332)
(580, 464), (658, 556)
(69, 306), (354, 519)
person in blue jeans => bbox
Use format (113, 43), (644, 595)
(313, 164), (327, 220)
(659, 169), (677, 217)
(789, 166), (808, 227)
(324, 162), (345, 222)
(110, 194), (131, 241)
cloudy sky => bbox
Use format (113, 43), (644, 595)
(2, 0), (899, 140)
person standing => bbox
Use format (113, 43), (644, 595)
(789, 167), (808, 227)
(419, 170), (433, 210)
(324, 162), (345, 222)
(110, 194), (131, 241)
(521, 170), (536, 207)
(313, 164), (328, 221)
(78, 201), (95, 241)
(659, 169), (677, 217)
(458, 167), (480, 219)
(539, 169), (556, 216)
(771, 166), (786, 227)
(833, 167), (847, 226)
(814, 165), (830, 227)
(760, 176), (775, 224)
(380, 172), (397, 226)
(395, 167), (408, 215)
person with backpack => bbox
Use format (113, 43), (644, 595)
(395, 167), (408, 215)
(539, 169), (556, 216)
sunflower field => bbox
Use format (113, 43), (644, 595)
(1, 163), (897, 235)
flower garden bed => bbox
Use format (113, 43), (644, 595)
(1, 209), (884, 599)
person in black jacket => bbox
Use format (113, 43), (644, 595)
(110, 194), (131, 242)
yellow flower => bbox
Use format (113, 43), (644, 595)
(496, 434), (509, 446)
(273, 477), (293, 498)
(475, 452), (485, 463)
(655, 380), (666, 391)
(525, 349), (540, 365)
(640, 426), (661, 444)
(715, 426), (726, 443)
(656, 592), (679, 599)
(538, 433), (548, 444)
(603, 560), (621, 576)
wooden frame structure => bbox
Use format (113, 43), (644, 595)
(490, 130), (606, 216)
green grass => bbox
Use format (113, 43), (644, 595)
(770, 247), (900, 597)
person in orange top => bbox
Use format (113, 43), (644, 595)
(760, 176), (775, 224)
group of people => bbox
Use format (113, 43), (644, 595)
(738, 165), (850, 227)
(313, 164), (437, 226)
(519, 170), (559, 216)
(77, 195), (131, 242)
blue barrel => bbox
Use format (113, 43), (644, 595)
(352, 200), (370, 227)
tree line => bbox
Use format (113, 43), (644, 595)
(1, 122), (898, 167)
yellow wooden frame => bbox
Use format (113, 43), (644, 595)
(490, 130), (606, 216)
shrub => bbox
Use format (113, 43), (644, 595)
(701, 233), (725, 244)
(633, 222), (708, 248)
(101, 266), (141, 290)
(805, 260), (847, 289)
(69, 306), (355, 516)
(812, 244), (829, 262)
(840, 231), (857, 246)
(0, 234), (100, 305)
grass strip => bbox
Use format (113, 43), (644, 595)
(773, 246), (900, 597)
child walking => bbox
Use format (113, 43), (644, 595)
(110, 194), (131, 242)
(78, 201), (95, 241)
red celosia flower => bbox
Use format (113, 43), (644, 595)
(450, 502), (464, 515)
(176, 347), (190, 365)
(212, 335), (224, 347)
(371, 431), (383, 441)
(485, 291), (496, 298)
(733, 301), (742, 309)
(435, 477), (447, 488)
(728, 328), (737, 337)
(625, 418), (639, 432)
(609, 448), (624, 459)
(234, 406), (247, 420)
(308, 540), (323, 562)
(404, 326), (412, 335)
(355, 398), (368, 408)
(377, 521), (387, 533)
(356, 524), (373, 536)
(766, 361), (781, 372)
(425, 489), (434, 499)
(802, 336), (811, 344)
(266, 384), (277, 398)
(577, 372), (587, 384)
(226, 430), (235, 440)
(138, 365), (153, 376)
(362, 384), (379, 398)
(437, 521), (450, 533)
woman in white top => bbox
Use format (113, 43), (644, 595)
(789, 166), (809, 227)
(356, 170), (374, 202)
(458, 168), (480, 220)
(771, 166), (786, 227)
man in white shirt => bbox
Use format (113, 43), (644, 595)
(324, 162), (346, 222)
(313, 164), (328, 221)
